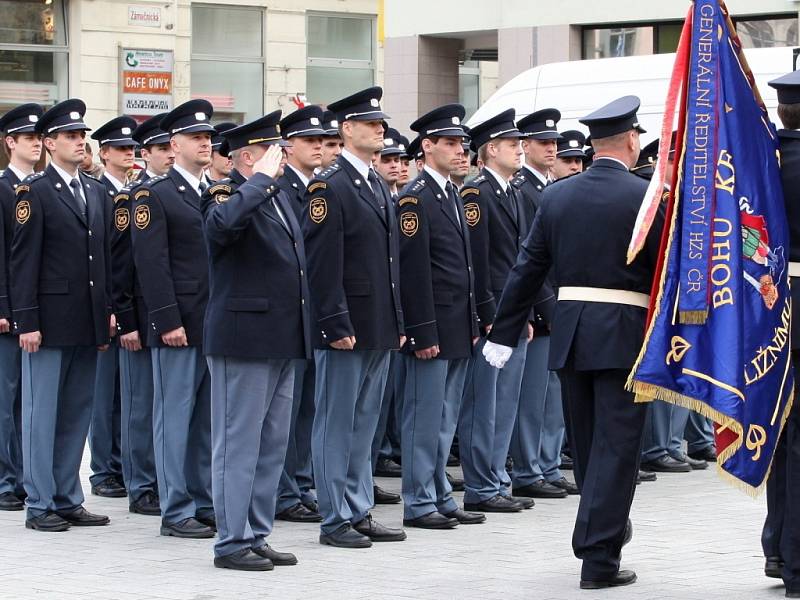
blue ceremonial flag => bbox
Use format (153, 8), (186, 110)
(627, 0), (794, 492)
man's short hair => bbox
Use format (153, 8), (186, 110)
(778, 103), (800, 130)
(591, 130), (632, 152)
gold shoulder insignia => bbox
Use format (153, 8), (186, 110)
(309, 197), (327, 224)
(16, 200), (31, 225)
(308, 182), (327, 194)
(115, 207), (130, 231)
(15, 184), (30, 196)
(464, 202), (480, 227)
(400, 211), (418, 237)
(460, 188), (479, 198)
(134, 204), (150, 229)
(398, 197), (418, 207)
(209, 184), (232, 195)
(134, 189), (150, 201)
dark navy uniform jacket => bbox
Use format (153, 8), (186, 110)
(302, 156), (404, 350)
(130, 168), (209, 348)
(10, 165), (112, 347)
(778, 130), (800, 349)
(489, 158), (663, 371)
(512, 166), (556, 335)
(201, 169), (311, 360)
(461, 168), (553, 335)
(0, 168), (22, 320)
(277, 165), (308, 222)
(396, 170), (478, 360)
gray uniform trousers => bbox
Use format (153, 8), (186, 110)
(400, 355), (468, 519)
(276, 358), (316, 513)
(89, 342), (122, 486)
(458, 335), (527, 504)
(151, 346), (212, 524)
(685, 411), (715, 454)
(118, 347), (157, 502)
(208, 356), (295, 558)
(642, 399), (689, 462)
(21, 346), (97, 516)
(372, 352), (403, 470)
(312, 349), (390, 534)
(0, 334), (22, 496)
(510, 335), (565, 488)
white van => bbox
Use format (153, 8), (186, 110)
(466, 47), (799, 138)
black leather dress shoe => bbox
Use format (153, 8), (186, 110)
(276, 502), (322, 522)
(640, 455), (691, 473)
(464, 495), (522, 513)
(319, 523), (372, 548)
(765, 555), (784, 578)
(160, 517), (215, 538)
(580, 570), (637, 589)
(129, 491), (160, 516)
(214, 548), (273, 571)
(446, 472), (465, 492)
(253, 544), (297, 566)
(550, 477), (579, 495)
(509, 496), (535, 509)
(91, 476), (127, 498)
(442, 508), (485, 524)
(403, 511), (458, 529)
(302, 499), (319, 513)
(373, 485), (401, 504)
(25, 512), (70, 532)
(560, 453), (574, 470)
(0, 491), (24, 511)
(56, 506), (109, 526)
(637, 470), (657, 483)
(513, 480), (568, 499)
(196, 513), (216, 530)
(689, 446), (717, 462)
(352, 514), (407, 541)
(375, 457), (402, 477)
(447, 453), (460, 467)
(671, 452), (707, 470)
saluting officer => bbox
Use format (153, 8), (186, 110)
(131, 99), (215, 538)
(303, 86), (406, 548)
(110, 114), (173, 517)
(275, 105), (326, 524)
(483, 96), (662, 589)
(397, 104), (484, 530)
(0, 103), (43, 511)
(552, 130), (587, 181)
(761, 71), (800, 593)
(87, 116), (141, 499)
(509, 109), (575, 499)
(457, 109), (534, 514)
(320, 110), (343, 169)
(202, 114), (309, 571)
(11, 99), (113, 531)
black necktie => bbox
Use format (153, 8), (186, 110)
(198, 180), (208, 196)
(367, 170), (387, 213)
(506, 184), (519, 223)
(445, 181), (461, 225)
(69, 178), (86, 217)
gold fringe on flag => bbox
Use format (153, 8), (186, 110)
(678, 309), (709, 325)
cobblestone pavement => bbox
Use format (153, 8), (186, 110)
(0, 452), (782, 600)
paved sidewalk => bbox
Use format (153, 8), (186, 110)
(0, 453), (782, 600)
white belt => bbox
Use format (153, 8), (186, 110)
(558, 286), (650, 308)
(790, 262), (800, 278)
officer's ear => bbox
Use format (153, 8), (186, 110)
(341, 120), (354, 140)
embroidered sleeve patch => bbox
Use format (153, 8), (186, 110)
(134, 189), (150, 201)
(460, 188), (479, 198)
(209, 184), (231, 195)
(398, 197), (418, 207)
(400, 212), (418, 237)
(114, 193), (129, 205)
(115, 207), (130, 231)
(214, 194), (230, 204)
(309, 197), (327, 224)
(464, 202), (480, 227)
(134, 204), (150, 230)
(308, 182), (327, 194)
(15, 184), (30, 196)
(15, 200), (31, 225)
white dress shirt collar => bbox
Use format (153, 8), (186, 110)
(523, 163), (548, 186)
(423, 164), (453, 196)
(484, 166), (509, 193)
(173, 163), (203, 195)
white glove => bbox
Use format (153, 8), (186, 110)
(483, 340), (514, 369)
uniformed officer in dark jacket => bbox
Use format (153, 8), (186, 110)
(88, 116), (141, 499)
(11, 99), (113, 531)
(457, 109), (535, 514)
(207, 122), (236, 183)
(303, 86), (406, 548)
(110, 114), (171, 516)
(396, 104), (485, 530)
(274, 106), (326, 524)
(0, 103), (43, 511)
(484, 96), (661, 589)
(509, 109), (575, 499)
(551, 130), (587, 181)
(320, 110), (343, 169)
(762, 71), (800, 595)
(131, 99), (215, 538)
(202, 113), (309, 571)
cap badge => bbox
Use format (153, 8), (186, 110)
(384, 138), (394, 146)
(546, 119), (555, 127)
(310, 117), (320, 125)
(69, 112), (80, 120)
(569, 140), (579, 147)
(29, 115), (38, 123)
(195, 112), (207, 121)
(452, 117), (461, 125)
(121, 127), (131, 135)
(330, 120), (339, 128)
(370, 98), (380, 107)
